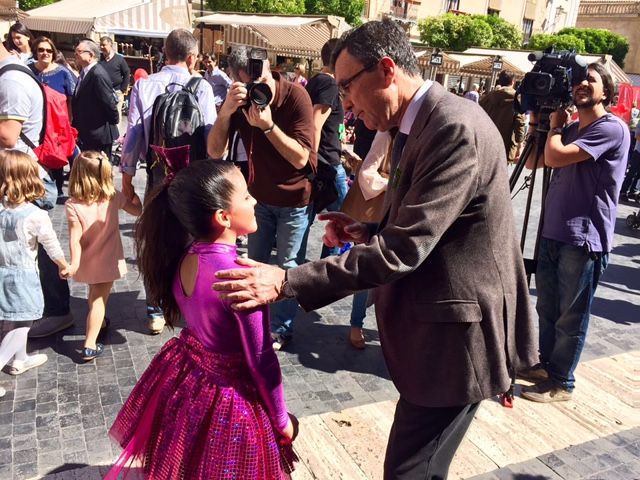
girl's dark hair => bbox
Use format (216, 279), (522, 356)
(7, 22), (34, 50)
(135, 160), (236, 327)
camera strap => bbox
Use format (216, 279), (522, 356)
(247, 130), (256, 186)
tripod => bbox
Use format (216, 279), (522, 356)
(509, 107), (555, 282)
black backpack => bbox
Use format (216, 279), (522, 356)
(147, 77), (206, 169)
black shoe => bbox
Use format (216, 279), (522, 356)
(81, 343), (104, 361)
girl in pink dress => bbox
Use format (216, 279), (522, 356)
(65, 151), (142, 361)
(106, 160), (297, 480)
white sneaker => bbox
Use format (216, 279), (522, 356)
(147, 316), (165, 335)
(7, 354), (48, 375)
(0, 387), (5, 398)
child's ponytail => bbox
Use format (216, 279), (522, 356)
(135, 183), (188, 327)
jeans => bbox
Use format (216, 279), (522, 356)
(38, 244), (70, 317)
(535, 238), (607, 391)
(350, 290), (370, 329)
(298, 163), (349, 263)
(248, 202), (312, 338)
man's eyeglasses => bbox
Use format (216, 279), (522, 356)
(338, 60), (378, 97)
(37, 48), (53, 54)
(74, 49), (90, 55)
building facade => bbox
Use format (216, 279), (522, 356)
(364, 0), (580, 44)
(576, 1), (638, 73)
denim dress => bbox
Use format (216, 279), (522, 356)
(0, 203), (44, 321)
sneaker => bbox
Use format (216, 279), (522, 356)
(272, 334), (290, 351)
(521, 380), (572, 403)
(6, 354), (48, 375)
(517, 363), (549, 382)
(81, 343), (104, 361)
(28, 313), (74, 338)
(147, 316), (165, 335)
(0, 387), (5, 398)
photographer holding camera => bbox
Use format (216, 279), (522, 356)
(207, 46), (315, 350)
(521, 62), (629, 402)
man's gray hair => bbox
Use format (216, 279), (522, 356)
(164, 28), (198, 63)
(228, 46), (270, 79)
(78, 39), (100, 59)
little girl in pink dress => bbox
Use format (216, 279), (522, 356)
(106, 160), (297, 479)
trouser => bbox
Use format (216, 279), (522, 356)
(535, 238), (607, 391)
(116, 90), (125, 125)
(384, 398), (480, 480)
(38, 244), (70, 317)
(621, 150), (640, 195)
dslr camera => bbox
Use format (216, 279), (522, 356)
(516, 48), (588, 114)
(243, 47), (273, 109)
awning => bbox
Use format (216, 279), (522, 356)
(21, 0), (190, 37)
(459, 57), (524, 79)
(195, 12), (350, 59)
(415, 49), (460, 75)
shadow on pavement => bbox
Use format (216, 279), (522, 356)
(285, 310), (391, 380)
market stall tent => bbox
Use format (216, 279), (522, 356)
(22, 0), (191, 38)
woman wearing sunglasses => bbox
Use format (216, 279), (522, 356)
(29, 36), (78, 195)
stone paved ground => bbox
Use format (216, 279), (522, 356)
(0, 164), (639, 479)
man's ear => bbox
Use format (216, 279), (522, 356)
(212, 209), (231, 229)
(380, 57), (396, 87)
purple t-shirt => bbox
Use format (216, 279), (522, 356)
(543, 114), (629, 253)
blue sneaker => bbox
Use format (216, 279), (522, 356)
(81, 343), (104, 361)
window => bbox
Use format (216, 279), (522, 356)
(487, 8), (500, 16)
(522, 18), (534, 43)
(447, 0), (460, 12)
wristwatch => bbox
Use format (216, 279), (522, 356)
(550, 127), (563, 136)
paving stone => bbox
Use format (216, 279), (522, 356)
(13, 462), (37, 480)
(13, 448), (37, 465)
(12, 435), (36, 452)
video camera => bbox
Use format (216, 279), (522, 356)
(244, 47), (272, 109)
(515, 48), (588, 114)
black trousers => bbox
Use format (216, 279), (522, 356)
(384, 398), (480, 480)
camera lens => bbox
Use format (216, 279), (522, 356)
(248, 83), (273, 108)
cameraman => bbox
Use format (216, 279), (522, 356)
(522, 63), (629, 402)
(207, 47), (315, 350)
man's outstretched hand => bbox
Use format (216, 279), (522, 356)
(213, 257), (286, 310)
(318, 212), (369, 247)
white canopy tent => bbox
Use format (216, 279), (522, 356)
(22, 0), (191, 38)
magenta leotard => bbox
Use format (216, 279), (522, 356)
(173, 241), (289, 431)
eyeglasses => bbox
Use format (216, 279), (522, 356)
(37, 48), (53, 54)
(74, 49), (90, 55)
(338, 60), (379, 97)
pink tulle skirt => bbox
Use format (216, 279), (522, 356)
(106, 328), (289, 480)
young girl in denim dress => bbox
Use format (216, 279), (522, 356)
(0, 150), (69, 398)
(64, 151), (141, 361)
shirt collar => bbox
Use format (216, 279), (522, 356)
(399, 80), (433, 135)
(82, 61), (98, 77)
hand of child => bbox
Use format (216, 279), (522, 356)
(279, 413), (299, 442)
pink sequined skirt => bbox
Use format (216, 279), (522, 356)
(106, 328), (287, 479)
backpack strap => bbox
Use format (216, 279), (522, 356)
(184, 76), (204, 96)
(0, 63), (47, 149)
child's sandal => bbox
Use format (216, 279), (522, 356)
(81, 343), (104, 361)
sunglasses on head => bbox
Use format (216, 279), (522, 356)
(38, 47), (53, 54)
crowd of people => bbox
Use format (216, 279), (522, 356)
(0, 18), (632, 480)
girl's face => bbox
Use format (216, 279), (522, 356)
(11, 32), (30, 53)
(226, 167), (257, 236)
(35, 42), (54, 66)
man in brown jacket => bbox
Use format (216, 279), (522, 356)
(213, 19), (537, 479)
(480, 70), (527, 162)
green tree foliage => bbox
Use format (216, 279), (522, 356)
(528, 33), (586, 53)
(418, 13), (493, 51)
(19, 0), (56, 10)
(418, 14), (520, 51)
(305, 0), (364, 26)
(474, 14), (522, 49)
(558, 27), (629, 67)
(206, 0), (305, 15)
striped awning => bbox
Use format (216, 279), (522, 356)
(415, 49), (460, 75)
(459, 57), (524, 79)
(21, 0), (190, 38)
(197, 13), (350, 59)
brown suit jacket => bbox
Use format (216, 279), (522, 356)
(288, 82), (537, 407)
(479, 86), (526, 161)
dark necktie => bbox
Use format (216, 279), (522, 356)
(75, 70), (85, 95)
(391, 131), (408, 172)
